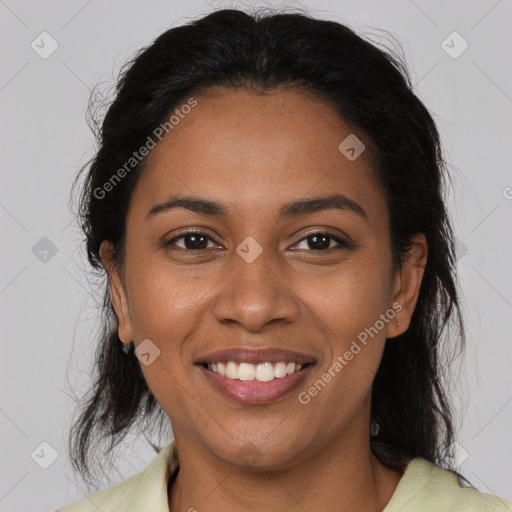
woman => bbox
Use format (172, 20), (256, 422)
(57, 8), (512, 512)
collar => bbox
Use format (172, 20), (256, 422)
(128, 440), (179, 511)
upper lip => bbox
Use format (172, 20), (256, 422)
(195, 347), (316, 365)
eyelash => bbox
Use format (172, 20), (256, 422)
(165, 230), (351, 253)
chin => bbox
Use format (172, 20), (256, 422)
(207, 433), (307, 470)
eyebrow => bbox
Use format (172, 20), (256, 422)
(146, 193), (368, 222)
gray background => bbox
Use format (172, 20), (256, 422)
(1, 0), (511, 510)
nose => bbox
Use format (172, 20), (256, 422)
(211, 245), (300, 333)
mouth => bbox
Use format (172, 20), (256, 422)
(199, 360), (313, 381)
(195, 347), (317, 404)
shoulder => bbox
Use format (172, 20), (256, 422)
(55, 472), (142, 512)
(55, 441), (178, 512)
(385, 457), (512, 512)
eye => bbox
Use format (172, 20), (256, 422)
(165, 230), (351, 252)
(165, 231), (221, 251)
(292, 231), (350, 251)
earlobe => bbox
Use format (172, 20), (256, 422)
(99, 241), (133, 343)
(387, 233), (428, 338)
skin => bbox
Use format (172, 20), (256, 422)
(100, 87), (427, 512)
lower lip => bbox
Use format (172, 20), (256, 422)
(198, 364), (314, 404)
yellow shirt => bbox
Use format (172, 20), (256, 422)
(56, 440), (512, 511)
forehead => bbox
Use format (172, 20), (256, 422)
(129, 87), (386, 224)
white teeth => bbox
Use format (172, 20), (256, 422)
(256, 362), (274, 382)
(226, 361), (238, 379)
(274, 361), (288, 378)
(238, 362), (256, 381)
(206, 361), (307, 380)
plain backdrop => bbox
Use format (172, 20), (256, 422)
(1, 0), (511, 510)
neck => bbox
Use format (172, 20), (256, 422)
(168, 428), (402, 512)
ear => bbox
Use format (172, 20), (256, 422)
(386, 233), (428, 338)
(99, 240), (133, 343)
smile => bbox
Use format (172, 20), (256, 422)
(203, 361), (309, 381)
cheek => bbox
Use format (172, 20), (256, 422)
(293, 259), (392, 428)
(126, 263), (202, 420)
(303, 255), (393, 346)
(122, 256), (205, 403)
(125, 255), (207, 339)
(302, 253), (393, 405)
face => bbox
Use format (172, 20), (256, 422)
(101, 88), (426, 469)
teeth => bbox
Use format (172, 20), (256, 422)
(238, 362), (256, 381)
(205, 361), (306, 381)
(256, 362), (274, 382)
(274, 361), (288, 378)
(226, 361), (238, 379)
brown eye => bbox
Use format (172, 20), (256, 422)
(292, 231), (350, 251)
(166, 232), (218, 250)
